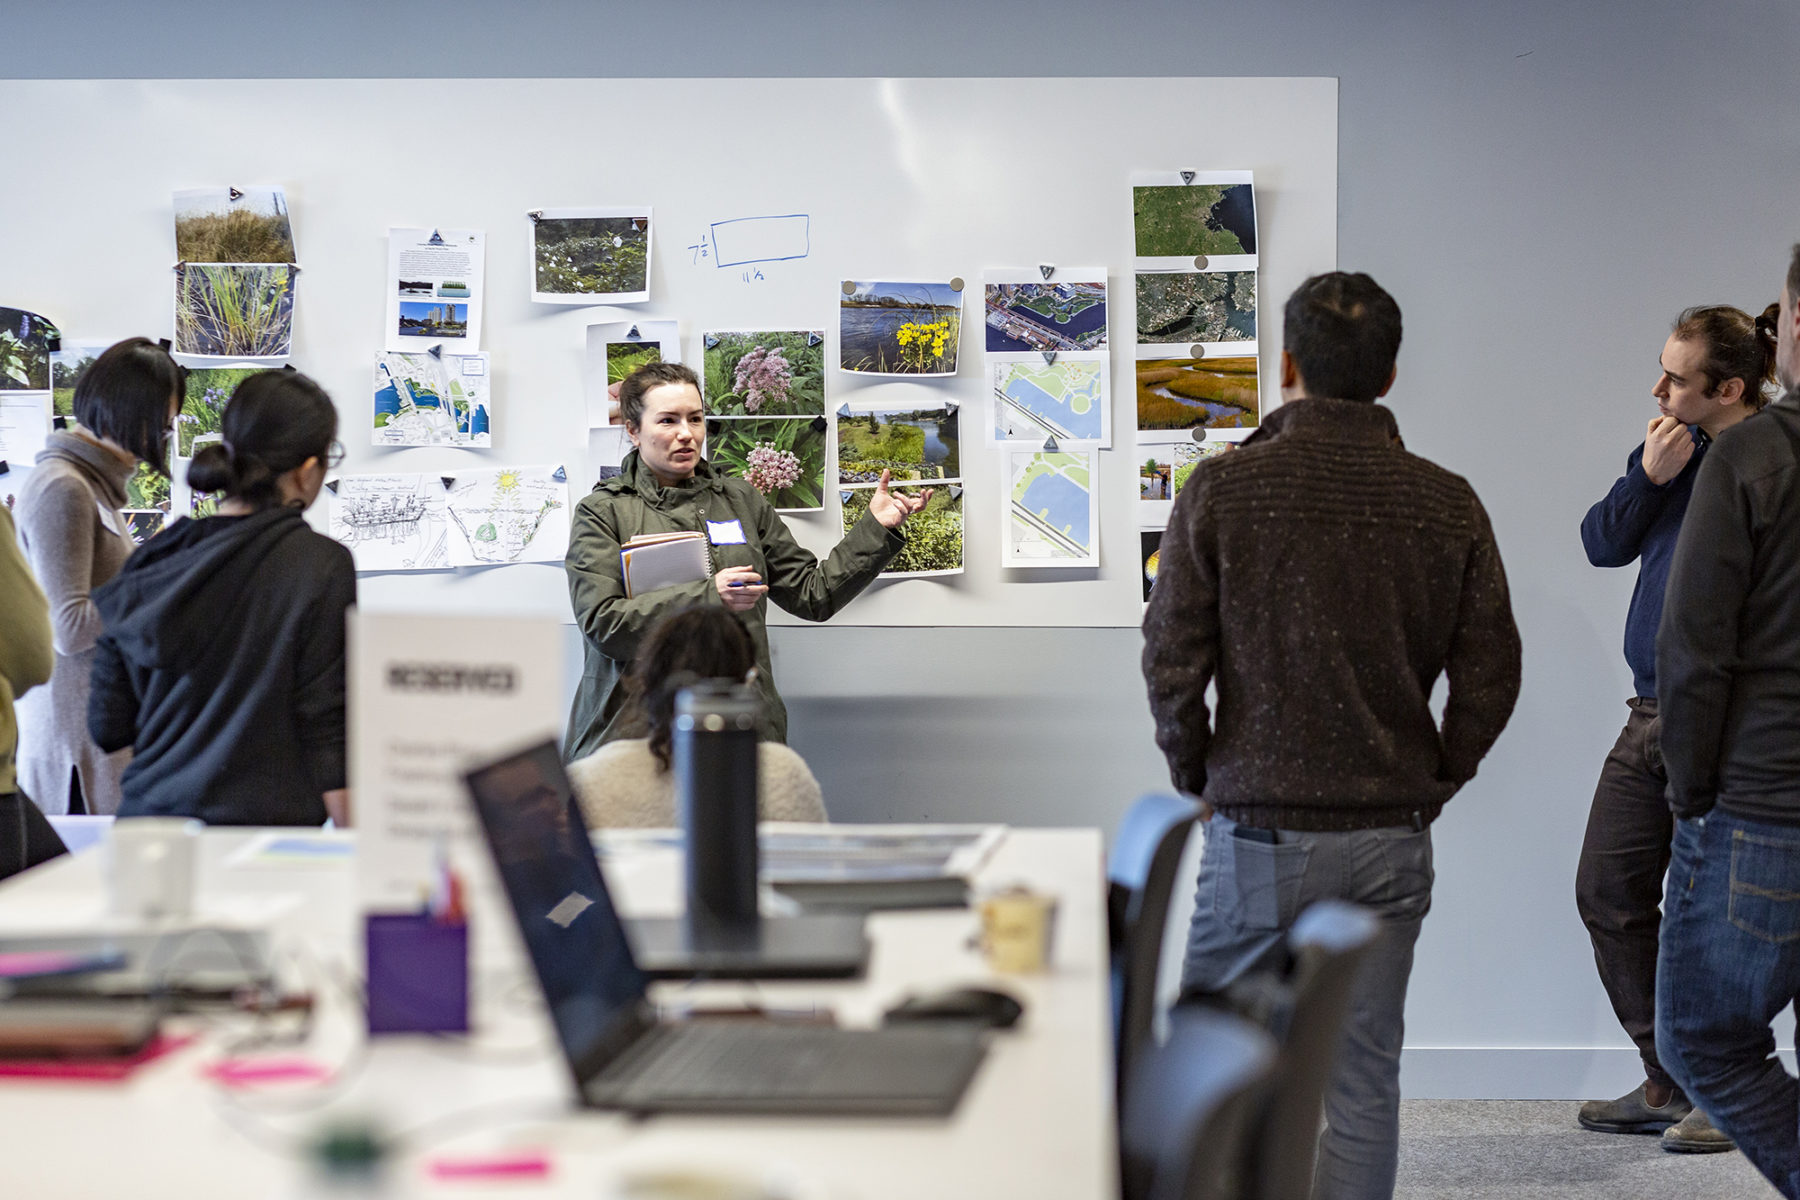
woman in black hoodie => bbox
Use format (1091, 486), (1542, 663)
(89, 371), (356, 826)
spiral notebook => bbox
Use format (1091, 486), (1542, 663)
(620, 531), (708, 598)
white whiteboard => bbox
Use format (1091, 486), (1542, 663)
(0, 77), (1336, 626)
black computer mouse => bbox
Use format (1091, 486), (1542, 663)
(882, 985), (1025, 1030)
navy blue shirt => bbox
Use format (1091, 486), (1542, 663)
(1580, 428), (1708, 699)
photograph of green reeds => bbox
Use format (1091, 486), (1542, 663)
(174, 264), (296, 359)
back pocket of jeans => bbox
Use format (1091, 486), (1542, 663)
(1728, 829), (1800, 944)
(1231, 837), (1311, 931)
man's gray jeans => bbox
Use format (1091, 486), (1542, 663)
(1182, 812), (1434, 1200)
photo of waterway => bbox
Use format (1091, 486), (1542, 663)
(1136, 356), (1259, 431)
(839, 281), (962, 375)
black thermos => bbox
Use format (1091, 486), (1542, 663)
(673, 680), (761, 932)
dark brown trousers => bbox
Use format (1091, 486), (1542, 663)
(1575, 697), (1676, 1090)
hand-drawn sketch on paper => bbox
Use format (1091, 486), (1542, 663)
(328, 474), (450, 572)
(443, 466), (570, 566)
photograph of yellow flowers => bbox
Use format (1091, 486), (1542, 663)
(531, 207), (652, 305)
(839, 281), (962, 376)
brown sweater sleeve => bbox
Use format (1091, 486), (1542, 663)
(1436, 494), (1522, 785)
(1140, 476), (1220, 796)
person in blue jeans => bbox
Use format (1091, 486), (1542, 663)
(1575, 303), (1774, 1151)
(1657, 244), (1800, 1199)
(1144, 273), (1521, 1200)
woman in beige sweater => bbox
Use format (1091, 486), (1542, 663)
(568, 605), (825, 829)
(15, 338), (182, 815)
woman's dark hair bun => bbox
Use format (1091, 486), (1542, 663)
(185, 443), (234, 495)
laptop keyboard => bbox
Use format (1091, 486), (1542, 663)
(619, 1022), (864, 1099)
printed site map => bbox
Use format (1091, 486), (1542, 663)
(373, 352), (491, 447)
(992, 361), (1107, 442)
(1009, 451), (1095, 563)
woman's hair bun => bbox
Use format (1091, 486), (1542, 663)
(186, 442), (235, 496)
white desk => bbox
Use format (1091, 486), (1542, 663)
(0, 828), (1115, 1200)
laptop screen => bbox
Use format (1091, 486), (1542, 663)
(464, 741), (651, 1082)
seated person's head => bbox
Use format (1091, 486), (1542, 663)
(188, 369), (338, 510)
(625, 605), (757, 771)
(1282, 272), (1403, 403)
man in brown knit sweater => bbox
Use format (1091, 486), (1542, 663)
(1143, 272), (1521, 1200)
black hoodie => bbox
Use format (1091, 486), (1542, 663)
(89, 507), (356, 825)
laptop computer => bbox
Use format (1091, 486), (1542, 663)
(463, 741), (989, 1116)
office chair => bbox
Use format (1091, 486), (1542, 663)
(1246, 900), (1381, 1200)
(1119, 1004), (1279, 1200)
(1107, 791), (1201, 1101)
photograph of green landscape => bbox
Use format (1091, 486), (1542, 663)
(841, 483), (962, 576)
(174, 186), (296, 264)
(1133, 183), (1258, 257)
(49, 341), (107, 416)
(1136, 356), (1259, 430)
(703, 330), (826, 416)
(174, 264), (295, 359)
(708, 417), (827, 511)
(0, 308), (58, 391)
(606, 340), (661, 384)
(532, 212), (650, 300)
(840, 281), (962, 375)
(1136, 271), (1256, 344)
(837, 404), (959, 484)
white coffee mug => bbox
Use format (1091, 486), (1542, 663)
(106, 817), (202, 920)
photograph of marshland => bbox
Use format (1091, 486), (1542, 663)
(174, 187), (296, 264)
(1136, 356), (1258, 430)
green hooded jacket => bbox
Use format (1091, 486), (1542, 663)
(563, 449), (904, 761)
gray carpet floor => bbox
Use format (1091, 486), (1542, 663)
(1395, 1101), (1780, 1199)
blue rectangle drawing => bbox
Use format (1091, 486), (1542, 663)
(709, 214), (811, 267)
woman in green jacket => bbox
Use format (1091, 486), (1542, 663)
(564, 361), (929, 760)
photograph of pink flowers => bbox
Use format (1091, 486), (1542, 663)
(707, 415), (827, 512)
(702, 329), (826, 416)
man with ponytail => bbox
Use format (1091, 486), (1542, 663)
(1656, 246), (1800, 1197)
(1575, 301), (1777, 1151)
(87, 370), (355, 827)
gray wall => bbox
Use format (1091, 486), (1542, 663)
(12, 0), (1800, 1096)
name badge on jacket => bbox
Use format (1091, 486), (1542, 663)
(706, 519), (747, 545)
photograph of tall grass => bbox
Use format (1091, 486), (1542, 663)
(0, 308), (57, 391)
(838, 404), (959, 484)
(175, 264), (296, 359)
(533, 215), (649, 298)
(841, 484), (962, 576)
(606, 340), (661, 384)
(840, 282), (962, 376)
(708, 417), (827, 511)
(1136, 356), (1259, 431)
(703, 330), (826, 416)
(50, 341), (106, 416)
(178, 366), (260, 456)
(174, 187), (296, 264)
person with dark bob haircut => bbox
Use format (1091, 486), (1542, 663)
(567, 605), (825, 829)
(14, 336), (183, 816)
(88, 369), (356, 827)
(564, 360), (930, 760)
(1573, 300), (1775, 1152)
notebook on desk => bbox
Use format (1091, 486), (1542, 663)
(463, 741), (988, 1116)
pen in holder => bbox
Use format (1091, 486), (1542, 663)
(364, 857), (469, 1035)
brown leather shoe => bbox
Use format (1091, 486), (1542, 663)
(1577, 1082), (1691, 1134)
(1661, 1106), (1737, 1153)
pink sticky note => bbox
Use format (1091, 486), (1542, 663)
(202, 1056), (333, 1087)
(425, 1151), (553, 1182)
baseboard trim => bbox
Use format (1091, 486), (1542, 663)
(1401, 1046), (1800, 1099)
